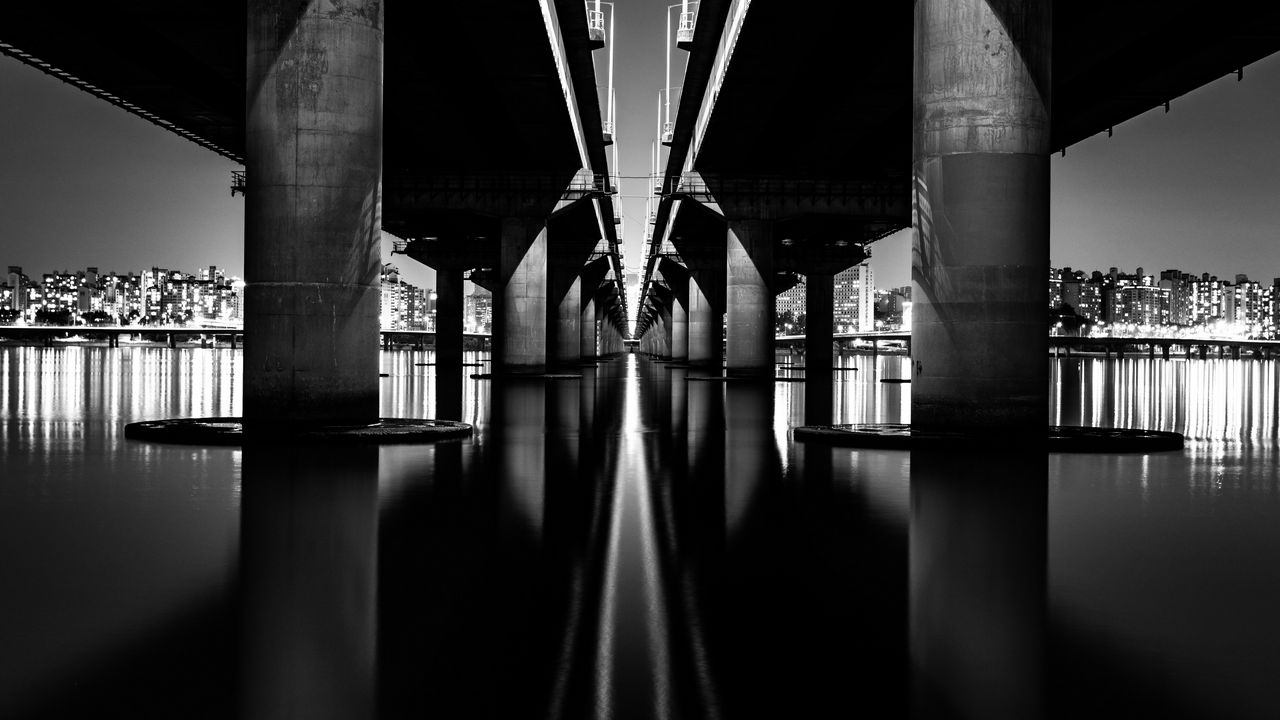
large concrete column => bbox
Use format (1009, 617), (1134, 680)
(435, 269), (464, 420)
(495, 218), (548, 373)
(805, 273), (835, 425)
(687, 273), (720, 368)
(671, 297), (689, 362)
(581, 295), (597, 359)
(552, 274), (582, 367)
(659, 305), (673, 359)
(913, 0), (1051, 432)
(245, 0), (383, 424)
(725, 219), (774, 377)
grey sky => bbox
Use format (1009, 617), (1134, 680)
(2, 13), (1279, 295)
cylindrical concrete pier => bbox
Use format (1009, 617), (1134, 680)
(659, 305), (673, 359)
(671, 296), (689, 362)
(553, 274), (582, 367)
(435, 269), (464, 420)
(688, 273), (720, 368)
(805, 273), (835, 425)
(912, 0), (1051, 433)
(581, 296), (597, 359)
(495, 218), (548, 373)
(245, 0), (384, 424)
(725, 219), (774, 377)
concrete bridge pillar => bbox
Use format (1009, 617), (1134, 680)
(912, 0), (1051, 433)
(660, 304), (674, 359)
(805, 273), (835, 425)
(551, 272), (582, 368)
(435, 268), (464, 420)
(581, 296), (597, 359)
(495, 218), (548, 373)
(671, 297), (689, 362)
(725, 218), (774, 378)
(245, 0), (383, 424)
(688, 272), (721, 368)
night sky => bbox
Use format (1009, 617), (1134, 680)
(2, 8), (1279, 296)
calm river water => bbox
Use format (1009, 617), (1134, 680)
(1, 346), (1278, 718)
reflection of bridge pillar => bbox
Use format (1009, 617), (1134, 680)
(805, 273), (835, 425)
(495, 218), (548, 373)
(912, 0), (1051, 432)
(551, 272), (581, 368)
(688, 273), (721, 368)
(724, 382), (775, 540)
(581, 296), (597, 359)
(245, 1), (383, 424)
(725, 219), (774, 377)
(241, 445), (378, 720)
(910, 449), (1046, 718)
(435, 268), (464, 420)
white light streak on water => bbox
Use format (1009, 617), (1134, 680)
(593, 355), (672, 720)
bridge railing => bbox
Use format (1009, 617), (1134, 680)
(694, 0), (753, 159)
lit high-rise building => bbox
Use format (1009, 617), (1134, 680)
(775, 277), (806, 333)
(833, 263), (874, 333)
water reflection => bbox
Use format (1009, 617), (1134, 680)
(910, 449), (1047, 719)
(830, 354), (913, 425)
(8, 348), (1280, 718)
(239, 445), (378, 720)
(1051, 357), (1280, 443)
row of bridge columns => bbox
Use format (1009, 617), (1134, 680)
(239, 0), (1052, 438)
(240, 0), (631, 425)
(636, 0), (1050, 436)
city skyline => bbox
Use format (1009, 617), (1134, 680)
(3, 23), (1280, 296)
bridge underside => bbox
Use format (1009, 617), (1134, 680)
(4, 0), (629, 421)
(638, 0), (1280, 429)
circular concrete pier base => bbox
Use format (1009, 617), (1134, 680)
(124, 417), (473, 446)
(469, 373), (582, 380)
(794, 424), (1184, 453)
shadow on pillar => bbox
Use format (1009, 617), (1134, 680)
(239, 444), (378, 720)
(909, 448), (1047, 720)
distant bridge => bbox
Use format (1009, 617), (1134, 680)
(775, 331), (910, 352)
